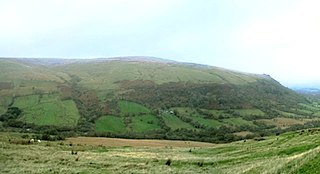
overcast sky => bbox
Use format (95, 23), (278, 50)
(0, 0), (319, 87)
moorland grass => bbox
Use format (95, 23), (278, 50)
(56, 61), (260, 92)
(2, 129), (320, 173)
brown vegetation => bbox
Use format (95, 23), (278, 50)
(257, 118), (305, 128)
(66, 137), (216, 148)
(0, 82), (13, 90)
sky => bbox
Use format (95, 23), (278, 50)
(0, 0), (319, 87)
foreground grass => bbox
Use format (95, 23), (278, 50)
(1, 129), (320, 173)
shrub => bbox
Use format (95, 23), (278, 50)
(21, 134), (29, 139)
(165, 159), (172, 166)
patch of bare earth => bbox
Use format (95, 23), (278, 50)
(233, 131), (253, 137)
(66, 137), (216, 147)
(257, 117), (304, 128)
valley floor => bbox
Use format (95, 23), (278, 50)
(1, 130), (320, 174)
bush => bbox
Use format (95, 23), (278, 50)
(165, 159), (172, 166)
(0, 107), (22, 121)
(36, 133), (66, 141)
(21, 134), (29, 139)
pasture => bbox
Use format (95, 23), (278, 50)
(95, 116), (127, 133)
(162, 113), (194, 130)
(119, 101), (150, 115)
(131, 114), (161, 132)
(13, 94), (80, 126)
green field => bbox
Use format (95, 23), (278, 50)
(12, 95), (39, 109)
(298, 103), (320, 112)
(175, 107), (264, 128)
(95, 116), (127, 133)
(222, 117), (255, 127)
(131, 114), (161, 132)
(278, 110), (300, 117)
(201, 109), (233, 118)
(234, 109), (265, 116)
(2, 129), (320, 173)
(189, 114), (224, 128)
(13, 94), (80, 126)
(118, 101), (150, 115)
(162, 114), (194, 130)
(296, 109), (314, 115)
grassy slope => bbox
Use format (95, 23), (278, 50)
(95, 116), (127, 133)
(174, 108), (225, 129)
(0, 59), (63, 82)
(235, 109), (265, 116)
(2, 129), (320, 173)
(13, 94), (80, 126)
(131, 114), (162, 132)
(95, 101), (161, 133)
(0, 59), (82, 127)
(0, 59), (65, 96)
(162, 113), (194, 130)
(56, 60), (263, 91)
(190, 114), (224, 128)
(222, 117), (255, 127)
(201, 109), (233, 118)
(118, 100), (150, 115)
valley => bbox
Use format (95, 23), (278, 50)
(0, 57), (320, 143)
(1, 57), (320, 173)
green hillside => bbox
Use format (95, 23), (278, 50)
(0, 57), (319, 143)
(95, 116), (127, 133)
(55, 60), (263, 91)
(13, 94), (79, 126)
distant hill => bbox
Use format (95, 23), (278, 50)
(0, 57), (319, 143)
(294, 87), (320, 94)
(293, 87), (320, 100)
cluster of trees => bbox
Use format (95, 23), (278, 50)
(0, 107), (27, 129)
(119, 79), (306, 112)
(0, 107), (22, 121)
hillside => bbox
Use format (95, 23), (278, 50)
(0, 57), (319, 142)
(2, 129), (320, 173)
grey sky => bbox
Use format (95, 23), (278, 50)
(0, 0), (319, 87)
